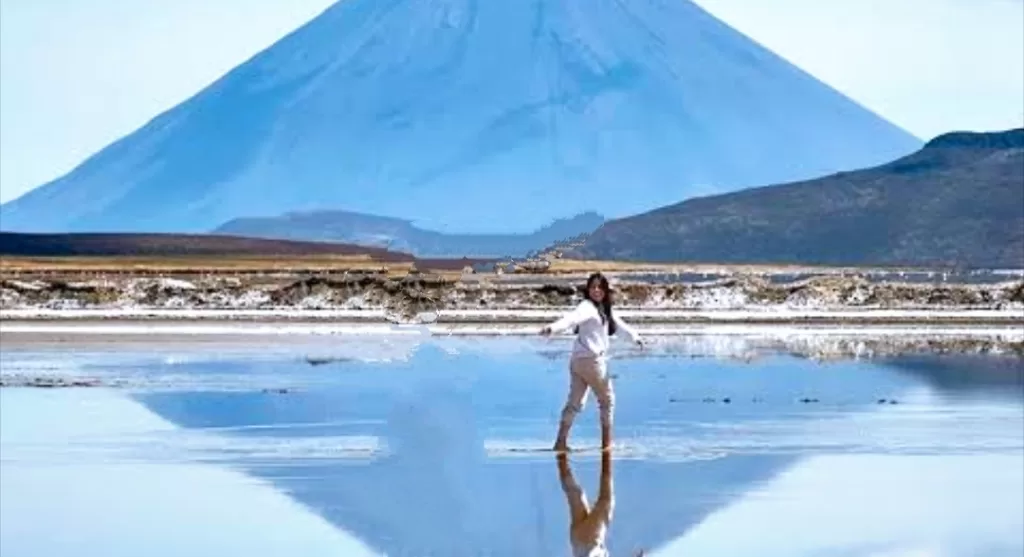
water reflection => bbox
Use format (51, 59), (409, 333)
(558, 452), (623, 557)
(649, 453), (1024, 557)
(882, 354), (1024, 402)
(127, 343), (1022, 554)
(177, 379), (790, 557)
(2, 338), (1023, 556)
(0, 389), (379, 557)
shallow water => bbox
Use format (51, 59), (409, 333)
(2, 336), (1022, 557)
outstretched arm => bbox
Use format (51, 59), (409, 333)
(542, 302), (591, 335)
(612, 312), (642, 345)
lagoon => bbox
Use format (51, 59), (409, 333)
(2, 335), (1022, 556)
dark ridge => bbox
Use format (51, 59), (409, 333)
(0, 232), (502, 271)
(924, 128), (1024, 150)
(0, 231), (414, 260)
(574, 128), (1024, 269)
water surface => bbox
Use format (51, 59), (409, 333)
(2, 335), (1022, 556)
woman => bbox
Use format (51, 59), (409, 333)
(541, 272), (643, 452)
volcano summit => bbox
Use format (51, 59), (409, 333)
(1, 0), (920, 235)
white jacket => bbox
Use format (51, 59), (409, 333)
(546, 301), (642, 360)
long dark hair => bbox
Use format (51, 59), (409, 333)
(583, 272), (616, 335)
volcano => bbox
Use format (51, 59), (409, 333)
(0, 0), (920, 235)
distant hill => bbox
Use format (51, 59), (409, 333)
(574, 128), (1024, 269)
(0, 232), (413, 261)
(214, 211), (605, 258)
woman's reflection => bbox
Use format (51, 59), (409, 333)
(558, 452), (645, 557)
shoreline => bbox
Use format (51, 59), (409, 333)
(2, 307), (1022, 325)
(4, 315), (1021, 389)
(3, 322), (1021, 390)
(4, 271), (1022, 341)
(2, 316), (1022, 338)
(4, 272), (1022, 318)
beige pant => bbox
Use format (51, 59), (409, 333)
(560, 356), (615, 428)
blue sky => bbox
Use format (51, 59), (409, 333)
(1, 0), (1021, 204)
